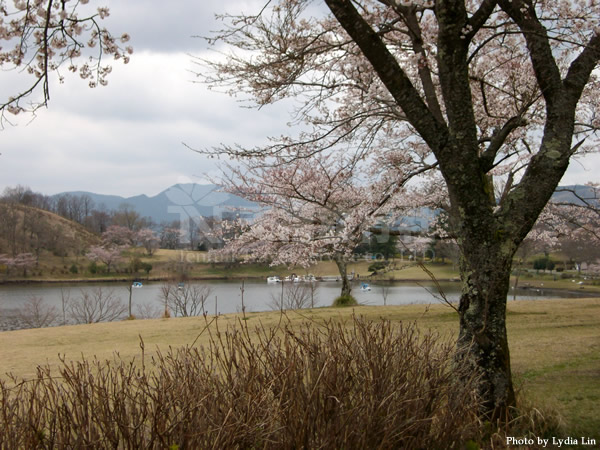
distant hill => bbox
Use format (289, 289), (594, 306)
(50, 183), (594, 228)
(0, 202), (99, 257)
(54, 184), (260, 224)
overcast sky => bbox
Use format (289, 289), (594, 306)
(1, 0), (599, 198)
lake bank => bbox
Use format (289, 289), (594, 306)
(1, 278), (597, 332)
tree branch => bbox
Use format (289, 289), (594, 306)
(497, 0), (562, 106)
(323, 0), (447, 152)
(466, 0), (498, 39)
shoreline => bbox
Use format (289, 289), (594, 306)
(0, 276), (597, 298)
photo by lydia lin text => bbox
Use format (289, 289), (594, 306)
(506, 436), (597, 447)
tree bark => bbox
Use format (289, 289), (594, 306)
(320, 0), (600, 421)
(334, 256), (352, 297)
(456, 243), (516, 420)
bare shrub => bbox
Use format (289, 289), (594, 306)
(269, 282), (316, 311)
(0, 317), (495, 448)
(67, 287), (127, 324)
(18, 296), (58, 329)
(161, 283), (212, 317)
(134, 302), (162, 319)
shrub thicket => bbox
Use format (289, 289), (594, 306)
(0, 317), (489, 449)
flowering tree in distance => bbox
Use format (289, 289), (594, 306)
(201, 1), (600, 418)
(86, 245), (121, 273)
(0, 252), (36, 276)
(215, 151), (422, 297)
(135, 228), (160, 256)
(0, 0), (132, 120)
(101, 225), (159, 255)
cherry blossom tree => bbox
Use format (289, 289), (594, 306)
(1, 0), (132, 121)
(214, 151), (420, 297)
(159, 224), (183, 250)
(86, 245), (121, 272)
(200, 0), (600, 418)
(135, 228), (159, 256)
(0, 252), (36, 276)
(101, 225), (135, 247)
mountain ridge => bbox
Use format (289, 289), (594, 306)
(52, 183), (595, 226)
(53, 184), (259, 224)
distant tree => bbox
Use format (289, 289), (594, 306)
(159, 223), (182, 250)
(135, 228), (159, 256)
(101, 225), (134, 247)
(0, 253), (36, 276)
(18, 296), (58, 329)
(1, 1), (132, 120)
(0, 202), (19, 256)
(85, 208), (111, 234)
(112, 204), (151, 231)
(54, 194), (70, 219)
(201, 0), (600, 417)
(432, 239), (460, 268)
(141, 262), (152, 275)
(86, 246), (122, 273)
(67, 288), (126, 324)
(2, 185), (35, 205)
(185, 216), (201, 251)
(81, 195), (95, 220)
(161, 283), (213, 317)
(48, 224), (71, 260)
(559, 233), (600, 273)
(532, 257), (555, 272)
(22, 208), (50, 261)
(369, 233), (398, 260)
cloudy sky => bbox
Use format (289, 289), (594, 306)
(0, 0), (295, 197)
(0, 0), (599, 198)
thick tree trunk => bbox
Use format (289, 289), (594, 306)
(323, 0), (598, 424)
(457, 245), (516, 420)
(334, 256), (352, 297)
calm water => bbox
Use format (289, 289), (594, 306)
(0, 279), (592, 330)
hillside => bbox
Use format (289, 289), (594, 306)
(0, 202), (99, 263)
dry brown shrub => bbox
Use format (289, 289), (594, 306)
(0, 316), (497, 448)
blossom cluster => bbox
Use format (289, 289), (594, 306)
(1, 0), (132, 115)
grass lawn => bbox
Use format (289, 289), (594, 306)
(1, 297), (599, 442)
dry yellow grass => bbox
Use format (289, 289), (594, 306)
(1, 297), (597, 380)
(1, 297), (599, 437)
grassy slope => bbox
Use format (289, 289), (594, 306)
(1, 298), (599, 440)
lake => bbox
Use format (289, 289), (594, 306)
(0, 279), (593, 331)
